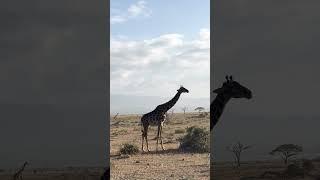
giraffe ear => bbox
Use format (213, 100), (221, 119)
(213, 87), (224, 94)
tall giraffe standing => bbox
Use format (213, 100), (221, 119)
(210, 75), (252, 130)
(141, 86), (189, 152)
(13, 161), (28, 180)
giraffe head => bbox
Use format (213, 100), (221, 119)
(213, 75), (252, 99)
(178, 86), (189, 93)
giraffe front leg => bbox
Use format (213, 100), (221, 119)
(146, 135), (150, 152)
(160, 125), (165, 151)
(156, 125), (161, 152)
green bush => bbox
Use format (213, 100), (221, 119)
(120, 143), (139, 155)
(178, 126), (209, 153)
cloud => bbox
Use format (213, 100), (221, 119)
(111, 0), (152, 24)
(111, 28), (210, 98)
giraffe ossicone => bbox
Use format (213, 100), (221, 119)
(141, 86), (189, 152)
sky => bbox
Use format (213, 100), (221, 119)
(110, 0), (210, 101)
(213, 0), (320, 161)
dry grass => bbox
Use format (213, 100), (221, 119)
(110, 112), (210, 180)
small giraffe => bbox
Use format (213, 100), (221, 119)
(210, 75), (252, 130)
(13, 161), (28, 180)
(141, 86), (189, 152)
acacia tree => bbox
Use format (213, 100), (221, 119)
(227, 142), (252, 168)
(270, 144), (303, 165)
(195, 107), (205, 114)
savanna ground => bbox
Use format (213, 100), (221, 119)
(0, 167), (104, 180)
(212, 160), (320, 180)
(110, 112), (210, 180)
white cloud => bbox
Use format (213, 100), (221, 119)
(111, 1), (152, 24)
(128, 1), (152, 17)
(111, 29), (210, 98)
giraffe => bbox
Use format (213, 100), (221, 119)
(13, 161), (28, 180)
(210, 75), (252, 130)
(141, 86), (189, 152)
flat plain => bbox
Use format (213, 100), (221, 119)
(110, 112), (210, 180)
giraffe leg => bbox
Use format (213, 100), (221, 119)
(144, 125), (150, 152)
(141, 132), (144, 152)
(146, 133), (150, 152)
(156, 124), (160, 151)
(160, 125), (165, 150)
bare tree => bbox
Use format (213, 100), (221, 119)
(270, 144), (303, 165)
(227, 142), (252, 168)
(164, 112), (170, 124)
(182, 107), (187, 116)
(171, 108), (175, 116)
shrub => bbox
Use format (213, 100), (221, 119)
(178, 126), (209, 153)
(120, 143), (139, 155)
(302, 159), (315, 172)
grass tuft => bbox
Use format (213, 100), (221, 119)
(119, 143), (139, 155)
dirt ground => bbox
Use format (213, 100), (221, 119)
(0, 167), (104, 180)
(110, 112), (210, 180)
(212, 160), (320, 180)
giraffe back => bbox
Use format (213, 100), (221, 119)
(141, 110), (166, 126)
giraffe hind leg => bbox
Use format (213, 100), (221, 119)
(141, 131), (144, 152)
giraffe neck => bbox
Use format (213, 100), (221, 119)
(210, 93), (231, 130)
(15, 163), (27, 176)
(156, 91), (182, 113)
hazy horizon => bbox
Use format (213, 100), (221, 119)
(110, 93), (210, 115)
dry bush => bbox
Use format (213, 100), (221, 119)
(119, 143), (139, 155)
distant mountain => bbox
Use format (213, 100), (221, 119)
(110, 94), (210, 115)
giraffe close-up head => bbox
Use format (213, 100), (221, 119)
(213, 75), (252, 99)
(177, 85), (189, 93)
